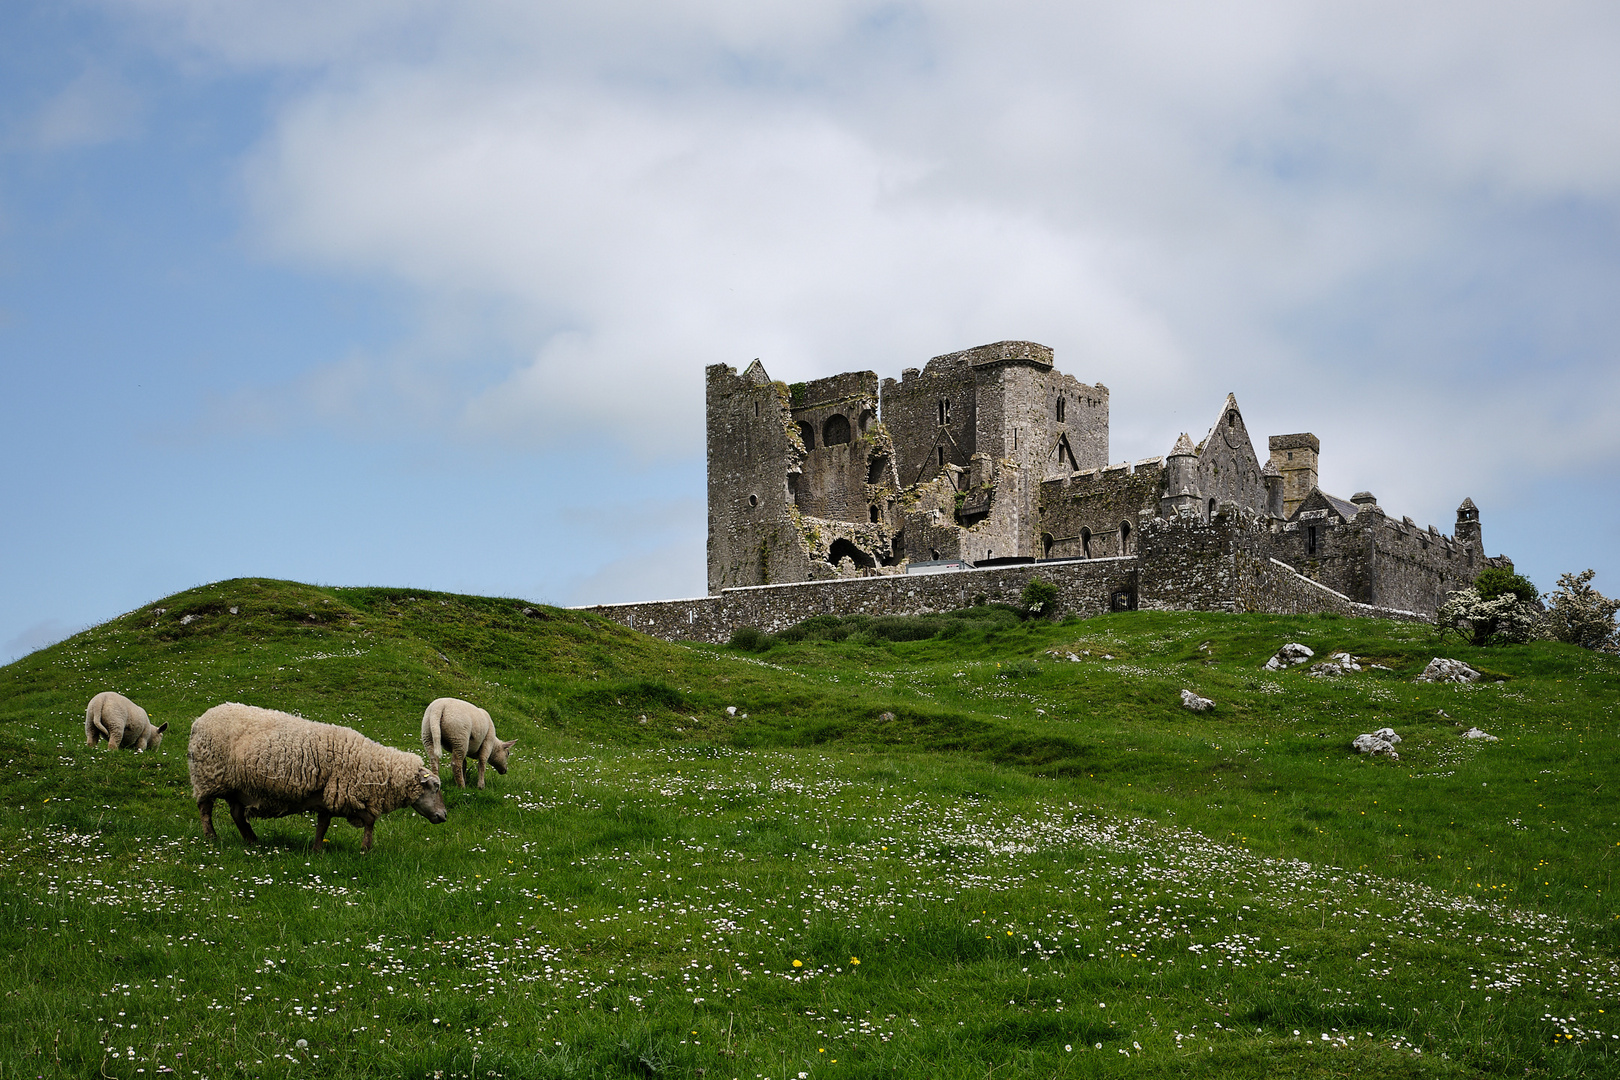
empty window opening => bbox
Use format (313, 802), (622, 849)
(1042, 532), (1055, 558)
(1054, 435), (1078, 471)
(930, 548), (941, 560)
(1208, 497), (1217, 522)
(1307, 525), (1318, 555)
(1057, 397), (1066, 422)
(1227, 411), (1236, 428)
(1080, 526), (1092, 559)
(869, 505), (880, 523)
(858, 408), (875, 435)
(797, 421), (815, 450)
(822, 413), (851, 446)
(747, 494), (758, 508)
(827, 539), (875, 569)
(867, 454), (889, 485)
(937, 446), (946, 468)
(754, 400), (760, 417)
(1118, 520), (1131, 555)
(938, 399), (951, 426)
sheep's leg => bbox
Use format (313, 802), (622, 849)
(475, 749), (488, 790)
(451, 750), (467, 789)
(197, 797), (218, 840)
(104, 720), (124, 751)
(361, 822), (375, 852)
(313, 811), (332, 850)
(226, 799), (258, 843)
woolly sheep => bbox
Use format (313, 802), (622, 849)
(420, 697), (516, 789)
(187, 703), (447, 852)
(84, 691), (167, 752)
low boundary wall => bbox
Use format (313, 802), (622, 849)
(578, 547), (1424, 643)
(581, 557), (1137, 644)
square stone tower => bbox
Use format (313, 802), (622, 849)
(1267, 433), (1320, 519)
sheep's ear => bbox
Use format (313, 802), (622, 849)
(502, 739), (517, 750)
(156, 722), (168, 733)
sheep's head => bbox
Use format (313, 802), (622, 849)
(141, 722), (169, 752)
(488, 738), (517, 775)
(412, 769), (448, 824)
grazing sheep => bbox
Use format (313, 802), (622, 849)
(420, 697), (516, 789)
(187, 703), (447, 852)
(84, 691), (167, 752)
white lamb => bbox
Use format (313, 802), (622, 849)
(420, 697), (517, 789)
(84, 691), (167, 752)
(187, 702), (447, 852)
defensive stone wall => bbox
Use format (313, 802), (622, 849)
(1269, 502), (1495, 615)
(584, 515), (1424, 642)
(1038, 460), (1164, 559)
(584, 557), (1140, 644)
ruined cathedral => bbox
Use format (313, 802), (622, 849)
(706, 340), (1509, 617)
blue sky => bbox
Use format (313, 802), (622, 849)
(3, 0), (1618, 661)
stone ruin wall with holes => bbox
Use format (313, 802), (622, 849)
(1266, 499), (1513, 616)
(646, 338), (1511, 643)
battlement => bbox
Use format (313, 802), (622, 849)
(932, 339), (1055, 370)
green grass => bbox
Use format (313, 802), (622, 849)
(2, 577), (1618, 1078)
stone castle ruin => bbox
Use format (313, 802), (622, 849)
(586, 339), (1511, 641)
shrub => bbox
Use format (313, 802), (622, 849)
(728, 626), (775, 652)
(1473, 567), (1539, 604)
(1021, 577), (1060, 618)
(1545, 569), (1620, 651)
(1436, 587), (1543, 646)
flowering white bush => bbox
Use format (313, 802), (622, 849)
(1546, 569), (1620, 652)
(1435, 588), (1543, 646)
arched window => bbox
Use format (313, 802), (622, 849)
(747, 494), (758, 508)
(822, 414), (851, 446)
(797, 421), (815, 451)
(937, 399), (951, 426)
(1119, 520), (1131, 555)
(1227, 411), (1236, 428)
(937, 446), (946, 468)
(1080, 526), (1092, 559)
(1207, 497), (1216, 522)
(1056, 397), (1066, 422)
(1041, 532), (1054, 558)
(858, 408), (875, 435)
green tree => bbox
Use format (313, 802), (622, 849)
(1021, 577), (1060, 619)
(1473, 567), (1539, 604)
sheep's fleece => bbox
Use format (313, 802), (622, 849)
(188, 703), (447, 852)
(421, 696), (516, 789)
(85, 691), (166, 751)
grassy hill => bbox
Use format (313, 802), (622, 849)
(2, 577), (1617, 1078)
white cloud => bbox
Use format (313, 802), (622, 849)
(133, 0), (1620, 515)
